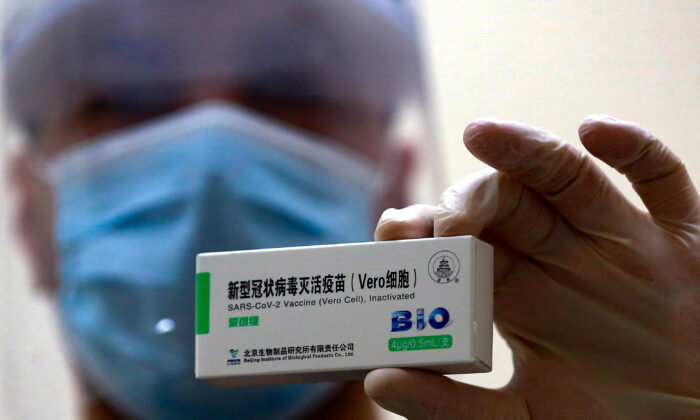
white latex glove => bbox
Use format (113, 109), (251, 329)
(364, 116), (700, 419)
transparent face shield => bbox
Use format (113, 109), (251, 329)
(4, 0), (443, 202)
(2, 0), (443, 418)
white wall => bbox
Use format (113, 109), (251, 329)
(1, 1), (699, 419)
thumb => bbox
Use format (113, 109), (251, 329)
(364, 368), (529, 420)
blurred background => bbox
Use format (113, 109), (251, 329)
(0, 1), (698, 419)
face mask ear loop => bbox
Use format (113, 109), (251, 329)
(370, 149), (390, 202)
(368, 139), (403, 214)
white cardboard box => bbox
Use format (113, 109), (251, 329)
(195, 235), (493, 387)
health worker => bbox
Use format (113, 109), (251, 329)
(3, 0), (426, 418)
(4, 0), (700, 419)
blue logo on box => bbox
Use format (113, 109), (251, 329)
(227, 348), (241, 366)
(391, 307), (450, 332)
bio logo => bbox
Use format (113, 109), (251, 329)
(391, 307), (450, 332)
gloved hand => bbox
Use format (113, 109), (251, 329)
(364, 116), (700, 419)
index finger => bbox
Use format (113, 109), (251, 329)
(463, 119), (647, 236)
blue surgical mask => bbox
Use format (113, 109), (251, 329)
(45, 102), (378, 419)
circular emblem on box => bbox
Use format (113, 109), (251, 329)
(428, 250), (460, 284)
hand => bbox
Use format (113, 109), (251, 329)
(364, 116), (700, 419)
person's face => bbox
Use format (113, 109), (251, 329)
(8, 83), (413, 292)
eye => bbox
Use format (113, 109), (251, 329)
(80, 91), (183, 122)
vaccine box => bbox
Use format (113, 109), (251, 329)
(195, 235), (493, 387)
